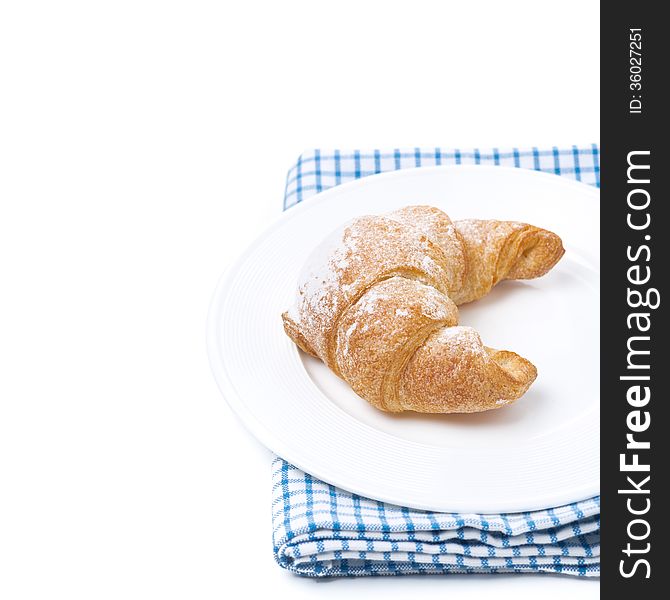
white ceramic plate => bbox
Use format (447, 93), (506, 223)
(208, 165), (599, 512)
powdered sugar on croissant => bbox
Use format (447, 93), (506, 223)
(282, 205), (564, 413)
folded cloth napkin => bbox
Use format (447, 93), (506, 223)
(274, 145), (600, 578)
(273, 460), (600, 577)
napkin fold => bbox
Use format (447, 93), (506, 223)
(273, 460), (600, 577)
(274, 145), (600, 577)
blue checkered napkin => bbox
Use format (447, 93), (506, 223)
(275, 146), (600, 577)
(273, 461), (600, 577)
(284, 145), (600, 209)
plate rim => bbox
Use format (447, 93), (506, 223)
(207, 165), (600, 511)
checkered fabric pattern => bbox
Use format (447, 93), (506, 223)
(274, 145), (600, 578)
(273, 460), (600, 577)
(284, 145), (600, 209)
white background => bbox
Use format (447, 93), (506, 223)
(0, 1), (599, 598)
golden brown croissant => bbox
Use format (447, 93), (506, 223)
(282, 205), (564, 413)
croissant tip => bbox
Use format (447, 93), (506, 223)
(282, 311), (319, 357)
(506, 228), (565, 280)
(489, 349), (538, 394)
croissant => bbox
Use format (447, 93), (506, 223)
(282, 205), (564, 413)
